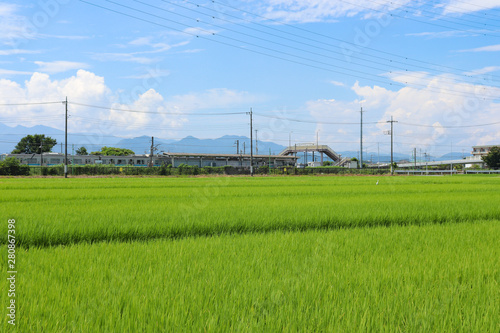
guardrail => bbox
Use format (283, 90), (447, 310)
(395, 170), (458, 175)
(465, 170), (500, 174)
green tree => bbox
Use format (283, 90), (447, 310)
(91, 146), (135, 156)
(11, 134), (57, 154)
(0, 157), (30, 176)
(76, 147), (88, 155)
(482, 146), (500, 169)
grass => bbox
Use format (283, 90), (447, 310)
(1, 220), (498, 332)
(1, 175), (498, 331)
(1, 175), (499, 247)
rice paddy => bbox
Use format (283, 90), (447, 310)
(1, 175), (499, 331)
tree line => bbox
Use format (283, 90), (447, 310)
(11, 134), (134, 156)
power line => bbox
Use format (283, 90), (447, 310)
(254, 112), (385, 125)
(430, 0), (500, 15)
(209, 0), (500, 81)
(399, 120), (500, 128)
(0, 101), (63, 106)
(154, 0), (500, 88)
(418, 0), (500, 24)
(79, 0), (500, 100)
(69, 101), (246, 115)
(346, 0), (500, 32)
(338, 0), (500, 38)
(101, 0), (410, 88)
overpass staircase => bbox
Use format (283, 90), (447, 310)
(278, 144), (346, 166)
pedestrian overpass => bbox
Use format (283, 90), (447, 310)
(278, 143), (350, 166)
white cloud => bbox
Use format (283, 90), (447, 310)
(127, 36), (187, 54)
(464, 66), (500, 76)
(34, 61), (90, 74)
(38, 34), (91, 40)
(441, 0), (500, 15)
(0, 71), (263, 139)
(254, 0), (411, 23)
(459, 44), (500, 52)
(90, 52), (158, 64)
(306, 74), (500, 153)
(183, 28), (217, 37)
(329, 80), (345, 87)
(168, 88), (262, 111)
(0, 3), (35, 45)
(405, 30), (475, 39)
(0, 3), (87, 47)
(122, 69), (170, 79)
(0, 49), (41, 56)
(92, 37), (190, 64)
(0, 68), (33, 76)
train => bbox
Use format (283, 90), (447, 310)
(0, 152), (298, 168)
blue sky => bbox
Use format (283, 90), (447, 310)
(0, 0), (500, 157)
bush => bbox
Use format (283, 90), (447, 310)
(256, 166), (269, 174)
(0, 157), (30, 176)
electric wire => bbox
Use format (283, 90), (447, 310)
(79, 0), (500, 100)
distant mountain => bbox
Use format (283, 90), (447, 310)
(161, 135), (286, 155)
(335, 151), (411, 164)
(0, 123), (478, 162)
(0, 124), (65, 154)
(436, 152), (472, 161)
(115, 136), (175, 154)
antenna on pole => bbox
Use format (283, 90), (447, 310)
(150, 136), (154, 167)
(360, 106), (364, 169)
(386, 116), (398, 175)
(234, 140), (239, 155)
(40, 140), (43, 170)
(64, 96), (68, 178)
(255, 129), (258, 155)
(247, 108), (253, 176)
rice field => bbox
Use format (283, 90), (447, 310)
(1, 175), (499, 331)
(1, 175), (499, 247)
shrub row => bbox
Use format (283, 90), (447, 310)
(0, 157), (30, 176)
(24, 163), (391, 176)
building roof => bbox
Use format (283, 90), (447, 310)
(472, 145), (499, 148)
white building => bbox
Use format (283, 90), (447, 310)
(472, 145), (498, 157)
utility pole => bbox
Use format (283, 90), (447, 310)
(424, 152), (428, 175)
(40, 140), (43, 168)
(248, 108), (253, 176)
(377, 142), (380, 169)
(295, 143), (297, 166)
(243, 142), (246, 155)
(64, 96), (68, 178)
(269, 148), (271, 174)
(450, 141), (453, 175)
(414, 147), (417, 170)
(150, 136), (154, 167)
(234, 140), (239, 155)
(360, 107), (364, 169)
(256, 130), (259, 155)
(387, 116), (398, 175)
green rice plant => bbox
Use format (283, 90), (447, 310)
(0, 175), (499, 247)
(1, 221), (498, 332)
